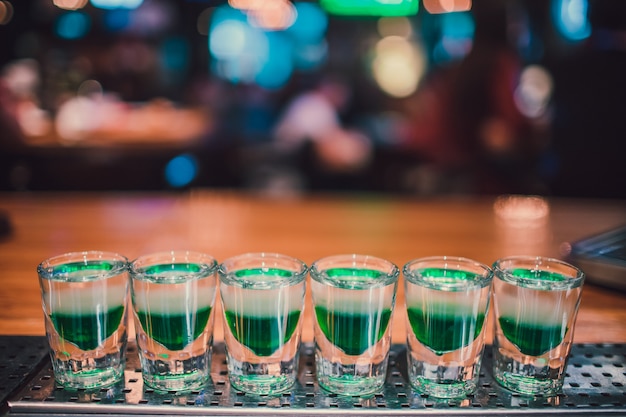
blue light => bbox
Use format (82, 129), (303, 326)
(165, 154), (198, 188)
(56, 12), (91, 40)
(288, 2), (328, 43)
(288, 2), (329, 71)
(431, 12), (474, 64)
(90, 0), (143, 10)
(441, 12), (474, 39)
(552, 0), (591, 41)
(209, 6), (272, 84)
(103, 9), (131, 31)
(255, 32), (293, 89)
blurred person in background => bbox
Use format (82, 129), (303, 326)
(269, 74), (373, 192)
(401, 0), (540, 196)
(546, 0), (626, 199)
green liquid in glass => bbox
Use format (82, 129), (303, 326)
(418, 267), (481, 280)
(499, 317), (566, 356)
(234, 268), (293, 278)
(509, 268), (570, 281)
(325, 268), (382, 279)
(54, 261), (117, 275)
(407, 308), (485, 355)
(406, 268), (486, 355)
(498, 268), (571, 356)
(137, 306), (212, 351)
(50, 305), (125, 351)
(224, 310), (301, 357)
(315, 306), (392, 356)
(144, 263), (202, 275)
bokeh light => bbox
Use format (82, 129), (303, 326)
(53, 0), (88, 10)
(288, 2), (327, 43)
(552, 0), (590, 41)
(371, 35), (425, 98)
(423, 0), (471, 14)
(90, 0), (143, 10)
(165, 154), (198, 188)
(209, 3), (328, 89)
(515, 65), (553, 118)
(289, 2), (328, 70)
(432, 11), (474, 64)
(255, 32), (293, 88)
(0, 1), (14, 25)
(320, 0), (418, 17)
(55, 11), (91, 39)
(247, 0), (297, 31)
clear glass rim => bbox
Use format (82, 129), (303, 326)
(130, 250), (218, 283)
(218, 252), (308, 288)
(37, 250), (128, 281)
(403, 256), (493, 290)
(310, 253), (399, 289)
(492, 255), (585, 289)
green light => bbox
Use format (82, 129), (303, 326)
(320, 0), (419, 17)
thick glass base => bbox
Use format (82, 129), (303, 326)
(52, 356), (125, 389)
(315, 356), (386, 396)
(406, 340), (483, 399)
(226, 354), (297, 395)
(492, 348), (564, 396)
(410, 376), (476, 398)
(139, 354), (210, 392)
(229, 373), (294, 396)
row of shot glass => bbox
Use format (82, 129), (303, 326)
(37, 251), (585, 398)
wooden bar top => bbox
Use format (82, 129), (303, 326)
(1, 191), (625, 344)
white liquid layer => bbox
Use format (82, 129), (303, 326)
(405, 285), (487, 313)
(47, 284), (127, 314)
(133, 285), (216, 314)
(495, 285), (576, 326)
(220, 282), (303, 317)
(311, 280), (395, 313)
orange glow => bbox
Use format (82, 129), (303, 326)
(247, 0), (296, 31)
(423, 0), (471, 14)
(493, 195), (549, 227)
(0, 1), (14, 25)
(230, 0), (296, 31)
(229, 0), (263, 10)
(53, 0), (88, 10)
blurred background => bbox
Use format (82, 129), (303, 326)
(0, 0), (624, 198)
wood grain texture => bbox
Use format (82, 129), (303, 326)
(1, 191), (624, 343)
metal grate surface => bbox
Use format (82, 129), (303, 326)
(0, 337), (49, 416)
(3, 336), (626, 416)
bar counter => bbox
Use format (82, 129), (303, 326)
(1, 190), (625, 344)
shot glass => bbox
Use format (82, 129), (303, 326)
(218, 252), (307, 395)
(130, 251), (218, 392)
(310, 254), (399, 396)
(37, 251), (129, 389)
(403, 256), (493, 398)
(492, 256), (585, 396)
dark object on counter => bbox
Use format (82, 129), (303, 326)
(566, 225), (626, 292)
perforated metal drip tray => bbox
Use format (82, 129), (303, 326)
(3, 337), (626, 416)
